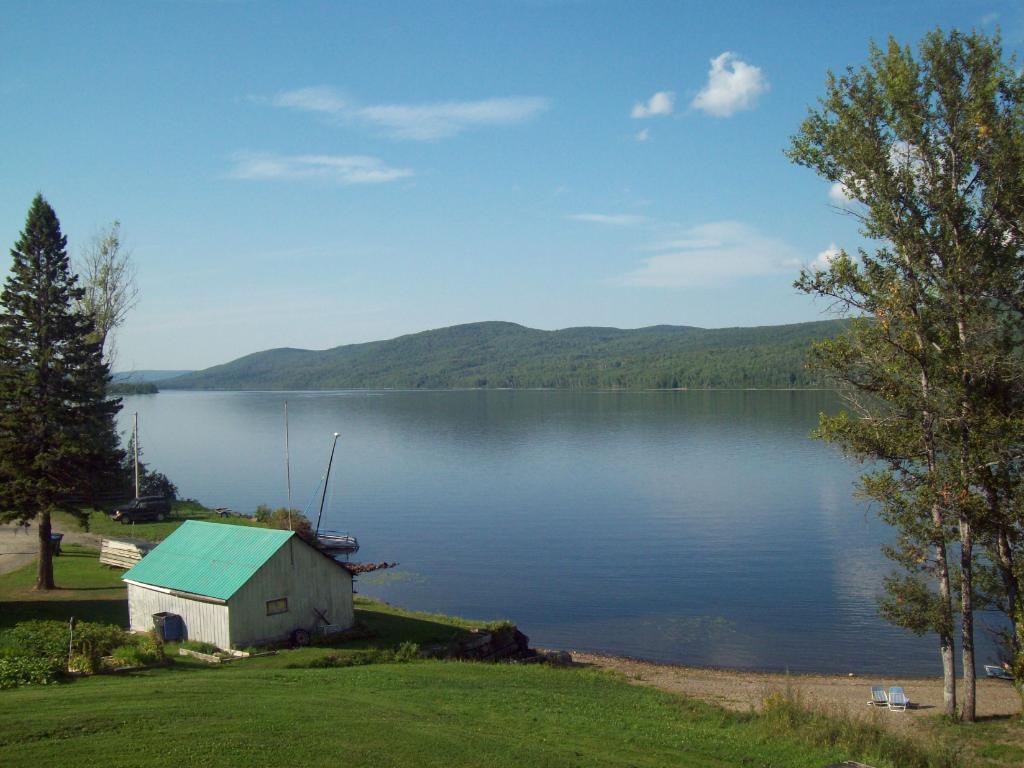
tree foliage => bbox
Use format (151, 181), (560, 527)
(122, 433), (178, 501)
(0, 196), (124, 589)
(164, 319), (847, 391)
(789, 29), (1024, 719)
(76, 220), (137, 369)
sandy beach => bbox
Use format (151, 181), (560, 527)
(572, 650), (1021, 731)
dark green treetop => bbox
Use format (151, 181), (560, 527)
(0, 195), (124, 529)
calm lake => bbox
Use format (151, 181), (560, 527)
(117, 389), (998, 674)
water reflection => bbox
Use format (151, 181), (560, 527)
(117, 389), (997, 674)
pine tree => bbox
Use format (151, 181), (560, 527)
(0, 195), (123, 590)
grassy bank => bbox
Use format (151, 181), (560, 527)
(53, 500), (261, 542)
(0, 549), (969, 767)
(1, 658), (930, 768)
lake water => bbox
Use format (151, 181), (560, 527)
(116, 389), (998, 674)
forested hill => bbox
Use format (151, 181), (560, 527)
(159, 319), (848, 391)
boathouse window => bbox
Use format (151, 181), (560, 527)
(266, 598), (288, 616)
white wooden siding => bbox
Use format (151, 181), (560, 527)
(229, 538), (353, 648)
(127, 583), (231, 649)
(125, 536), (353, 650)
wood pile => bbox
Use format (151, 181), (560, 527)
(99, 537), (153, 569)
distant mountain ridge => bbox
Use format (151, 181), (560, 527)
(112, 370), (194, 383)
(159, 320), (847, 391)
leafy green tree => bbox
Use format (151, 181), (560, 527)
(121, 432), (178, 501)
(0, 195), (123, 590)
(788, 29), (1024, 720)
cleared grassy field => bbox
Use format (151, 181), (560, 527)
(0, 660), (864, 768)
(0, 545), (975, 767)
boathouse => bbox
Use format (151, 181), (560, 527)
(122, 520), (353, 649)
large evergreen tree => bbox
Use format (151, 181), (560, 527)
(789, 30), (1024, 721)
(0, 195), (123, 590)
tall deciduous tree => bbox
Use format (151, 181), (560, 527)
(788, 30), (1024, 721)
(76, 220), (137, 369)
(0, 195), (123, 590)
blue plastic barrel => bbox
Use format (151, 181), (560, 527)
(152, 612), (183, 642)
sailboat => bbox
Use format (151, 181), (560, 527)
(312, 432), (360, 557)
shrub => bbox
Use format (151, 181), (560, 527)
(254, 504), (315, 542)
(109, 633), (166, 667)
(292, 643), (420, 669)
(0, 656), (61, 689)
(0, 620), (126, 667)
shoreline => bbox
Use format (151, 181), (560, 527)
(569, 650), (1021, 723)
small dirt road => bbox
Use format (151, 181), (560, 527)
(0, 522), (102, 576)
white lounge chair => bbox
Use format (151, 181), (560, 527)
(887, 686), (909, 711)
(867, 685), (888, 706)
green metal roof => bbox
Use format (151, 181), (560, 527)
(122, 520), (294, 600)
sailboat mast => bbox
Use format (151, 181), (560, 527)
(133, 412), (140, 499)
(315, 432), (340, 536)
(284, 401), (292, 531)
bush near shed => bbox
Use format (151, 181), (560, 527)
(0, 620), (165, 680)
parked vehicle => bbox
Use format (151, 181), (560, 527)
(111, 496), (171, 524)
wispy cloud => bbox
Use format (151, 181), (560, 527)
(691, 53), (768, 117)
(270, 85), (347, 114)
(569, 213), (648, 226)
(358, 97), (548, 140)
(631, 91), (675, 119)
(266, 86), (549, 140)
(635, 128), (650, 142)
(615, 221), (802, 287)
(228, 152), (413, 184)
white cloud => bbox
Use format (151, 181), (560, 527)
(270, 86), (347, 114)
(228, 152), (413, 184)
(615, 221), (802, 287)
(357, 97), (549, 140)
(267, 86), (549, 140)
(828, 182), (854, 204)
(631, 91), (675, 119)
(691, 52), (768, 117)
(635, 128), (650, 142)
(569, 213), (648, 226)
(811, 243), (841, 270)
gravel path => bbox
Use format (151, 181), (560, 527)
(0, 522), (102, 576)
(571, 651), (1021, 729)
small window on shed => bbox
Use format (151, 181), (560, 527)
(266, 598), (288, 616)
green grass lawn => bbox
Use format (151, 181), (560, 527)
(53, 500), (261, 542)
(0, 661), (867, 768)
(0, 545), (127, 629)
(0, 544), (975, 768)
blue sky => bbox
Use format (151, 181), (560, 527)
(3, 1), (1021, 370)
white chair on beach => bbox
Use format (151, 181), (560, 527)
(887, 686), (909, 711)
(867, 685), (888, 706)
